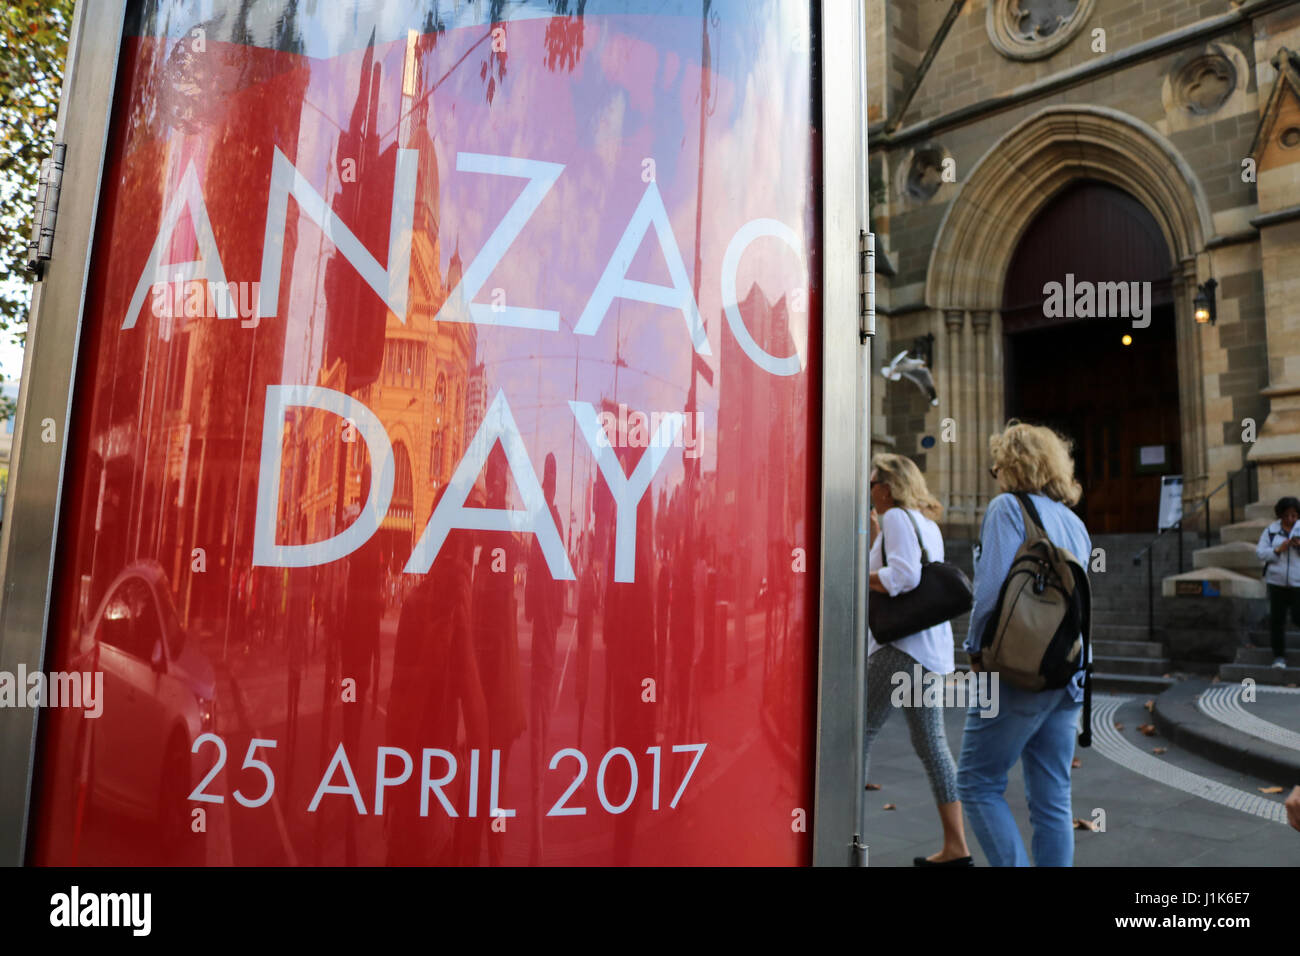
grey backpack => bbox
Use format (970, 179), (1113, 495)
(979, 493), (1093, 746)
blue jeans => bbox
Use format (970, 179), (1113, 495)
(956, 682), (1080, 867)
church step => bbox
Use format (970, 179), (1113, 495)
(1093, 581), (1177, 595)
(1218, 663), (1300, 685)
(1236, 630), (1300, 650)
(1091, 596), (1169, 612)
(1092, 638), (1166, 658)
(1092, 587), (1166, 600)
(1091, 606), (1165, 619)
(1091, 672), (1177, 695)
(1092, 609), (1161, 626)
(1095, 569), (1191, 585)
(1219, 519), (1270, 545)
(1093, 655), (1172, 677)
(1093, 624), (1159, 642)
(1245, 502), (1275, 522)
(1233, 648), (1300, 666)
(1193, 541), (1265, 574)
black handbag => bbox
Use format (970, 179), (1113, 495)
(869, 509), (973, 644)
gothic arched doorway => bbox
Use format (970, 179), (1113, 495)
(1001, 180), (1181, 533)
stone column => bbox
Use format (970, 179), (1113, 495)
(944, 309), (965, 522)
(1249, 217), (1300, 506)
(958, 311), (976, 527)
(1173, 260), (1208, 503)
(971, 310), (992, 518)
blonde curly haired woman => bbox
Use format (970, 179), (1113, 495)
(957, 421), (1092, 867)
(865, 453), (971, 866)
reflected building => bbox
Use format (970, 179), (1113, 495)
(75, 34), (311, 644)
(276, 32), (477, 580)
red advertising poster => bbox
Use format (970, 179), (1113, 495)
(31, 0), (822, 865)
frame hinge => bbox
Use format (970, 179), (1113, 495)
(27, 142), (68, 278)
(859, 230), (876, 342)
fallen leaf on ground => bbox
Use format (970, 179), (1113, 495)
(1138, 724), (1157, 736)
(1152, 747), (1167, 755)
(1113, 723), (1124, 731)
(864, 783), (882, 791)
(1259, 786), (1284, 794)
(1073, 818), (1098, 831)
(882, 803), (896, 811)
(1144, 700), (1154, 713)
(1071, 757), (1082, 769)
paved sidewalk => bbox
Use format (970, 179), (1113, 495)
(862, 689), (1298, 867)
(1153, 679), (1300, 783)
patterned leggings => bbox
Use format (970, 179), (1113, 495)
(863, 644), (960, 805)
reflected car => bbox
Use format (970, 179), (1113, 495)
(72, 561), (215, 837)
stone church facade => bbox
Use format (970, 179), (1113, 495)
(865, 0), (1300, 616)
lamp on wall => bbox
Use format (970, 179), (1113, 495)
(1194, 278), (1218, 325)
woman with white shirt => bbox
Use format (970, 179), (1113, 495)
(1257, 496), (1300, 668)
(865, 453), (971, 867)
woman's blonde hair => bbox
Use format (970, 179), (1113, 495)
(989, 420), (1082, 506)
(871, 453), (943, 520)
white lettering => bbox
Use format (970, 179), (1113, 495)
(253, 385), (394, 567)
(436, 153), (564, 330)
(405, 390), (573, 578)
(258, 146), (416, 324)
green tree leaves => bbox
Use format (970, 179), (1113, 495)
(0, 0), (74, 354)
(0, 1), (73, 420)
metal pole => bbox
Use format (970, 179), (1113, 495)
(1147, 552), (1153, 639)
(811, 0), (869, 867)
(852, 233), (873, 868)
(851, 0), (874, 868)
(1178, 521), (1184, 574)
(1204, 498), (1211, 549)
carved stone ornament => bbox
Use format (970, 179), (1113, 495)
(987, 0), (1096, 62)
(1174, 49), (1238, 116)
(903, 144), (948, 202)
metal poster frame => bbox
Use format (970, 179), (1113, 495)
(0, 0), (868, 867)
(812, 0), (870, 866)
(0, 0), (129, 867)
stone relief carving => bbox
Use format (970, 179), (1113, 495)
(1175, 51), (1237, 116)
(901, 144), (949, 202)
(987, 0), (1095, 61)
(1160, 43), (1250, 134)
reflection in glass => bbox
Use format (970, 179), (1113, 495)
(34, 0), (821, 866)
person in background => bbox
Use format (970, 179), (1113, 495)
(957, 421), (1091, 867)
(864, 453), (971, 867)
(1287, 786), (1300, 832)
(1256, 496), (1300, 669)
(526, 453), (566, 866)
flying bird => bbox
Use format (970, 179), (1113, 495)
(881, 349), (939, 406)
